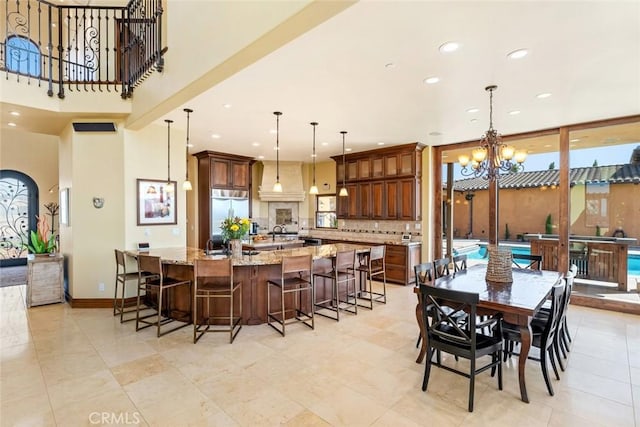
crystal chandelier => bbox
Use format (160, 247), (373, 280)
(458, 85), (527, 181)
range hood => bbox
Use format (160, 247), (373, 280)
(258, 161), (306, 202)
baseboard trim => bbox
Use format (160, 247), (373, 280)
(571, 295), (640, 315)
(69, 296), (137, 309)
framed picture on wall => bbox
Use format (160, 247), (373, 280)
(136, 179), (177, 225)
(60, 188), (70, 226)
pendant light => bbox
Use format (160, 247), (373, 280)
(339, 131), (348, 197)
(182, 108), (193, 191)
(273, 111), (283, 192)
(309, 121), (319, 195)
(165, 119), (173, 186)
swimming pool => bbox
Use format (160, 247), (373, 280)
(458, 244), (640, 276)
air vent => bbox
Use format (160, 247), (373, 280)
(72, 122), (116, 132)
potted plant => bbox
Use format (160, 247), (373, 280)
(220, 216), (250, 257)
(24, 215), (56, 256)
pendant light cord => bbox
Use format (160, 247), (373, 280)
(274, 111), (282, 184)
(184, 108), (193, 181)
(165, 119), (173, 183)
(311, 122), (318, 186)
(341, 131), (347, 189)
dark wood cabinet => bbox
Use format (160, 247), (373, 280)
(371, 181), (384, 219)
(232, 161), (249, 189)
(358, 182), (371, 218)
(332, 143), (423, 220)
(385, 180), (399, 219)
(195, 151), (254, 249)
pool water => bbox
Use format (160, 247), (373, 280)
(460, 244), (640, 276)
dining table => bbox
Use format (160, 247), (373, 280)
(414, 264), (563, 403)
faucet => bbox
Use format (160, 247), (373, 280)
(205, 239), (214, 255)
(272, 225), (282, 241)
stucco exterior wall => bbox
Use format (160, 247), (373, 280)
(452, 183), (640, 241)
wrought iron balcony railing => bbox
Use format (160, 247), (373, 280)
(0, 0), (165, 99)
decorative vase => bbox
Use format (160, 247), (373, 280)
(230, 239), (242, 258)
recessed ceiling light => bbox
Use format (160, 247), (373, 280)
(321, 142), (329, 146)
(377, 142), (385, 146)
(470, 118), (478, 123)
(211, 133), (221, 139)
(258, 155), (264, 159)
(252, 142), (260, 147)
(269, 129), (277, 134)
(311, 153), (317, 158)
(507, 48), (528, 59)
(9, 111), (20, 116)
(385, 63), (396, 69)
(570, 138), (580, 143)
(439, 41), (460, 53)
(509, 110), (521, 115)
(424, 77), (440, 84)
(345, 148), (352, 152)
(223, 103), (232, 109)
(544, 144), (552, 148)
(186, 143), (194, 148)
(273, 146), (279, 151)
(8, 122), (17, 127)
(466, 108), (479, 113)
(536, 93), (552, 99)
(51, 23), (57, 27)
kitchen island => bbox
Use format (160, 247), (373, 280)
(127, 243), (371, 325)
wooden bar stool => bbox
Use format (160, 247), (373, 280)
(354, 245), (387, 309)
(267, 254), (314, 336)
(193, 258), (242, 344)
(113, 249), (140, 323)
(135, 254), (191, 337)
(313, 249), (357, 321)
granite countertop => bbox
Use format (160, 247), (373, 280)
(126, 243), (371, 266)
(305, 233), (422, 247)
(242, 239), (305, 249)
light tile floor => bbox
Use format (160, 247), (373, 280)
(1, 283), (638, 426)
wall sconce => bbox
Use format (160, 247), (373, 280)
(92, 197), (104, 209)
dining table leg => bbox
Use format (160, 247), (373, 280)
(517, 317), (533, 403)
(414, 288), (427, 364)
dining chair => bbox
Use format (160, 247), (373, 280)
(433, 257), (451, 278)
(420, 284), (503, 412)
(267, 254), (314, 336)
(538, 264), (577, 371)
(193, 258), (242, 344)
(414, 262), (434, 349)
(512, 253), (543, 270)
(452, 254), (468, 273)
(503, 279), (566, 396)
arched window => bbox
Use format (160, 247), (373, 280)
(5, 35), (41, 77)
(0, 170), (39, 267)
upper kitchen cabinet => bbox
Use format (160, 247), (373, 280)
(195, 151), (254, 249)
(204, 154), (252, 190)
(332, 143), (424, 220)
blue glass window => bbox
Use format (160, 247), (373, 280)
(5, 36), (41, 77)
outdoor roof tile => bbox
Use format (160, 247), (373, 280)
(451, 164), (640, 191)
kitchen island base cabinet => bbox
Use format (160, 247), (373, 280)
(164, 258), (353, 325)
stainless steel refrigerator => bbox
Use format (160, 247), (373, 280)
(210, 189), (249, 237)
